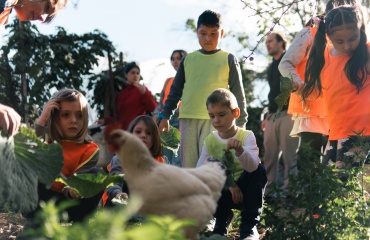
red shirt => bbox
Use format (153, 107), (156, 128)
(115, 85), (157, 130)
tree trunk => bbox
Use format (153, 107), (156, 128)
(19, 21), (29, 126)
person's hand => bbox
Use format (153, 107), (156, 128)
(37, 99), (60, 126)
(226, 138), (244, 157)
(97, 119), (105, 125)
(0, 104), (21, 136)
(292, 81), (304, 96)
(68, 188), (82, 199)
(115, 192), (128, 199)
(228, 185), (243, 204)
(133, 82), (146, 95)
(158, 118), (169, 132)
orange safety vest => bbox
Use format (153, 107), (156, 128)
(51, 141), (99, 193)
(101, 155), (165, 206)
(287, 27), (327, 116)
(321, 43), (370, 140)
(163, 77), (182, 111)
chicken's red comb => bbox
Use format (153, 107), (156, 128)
(103, 122), (122, 141)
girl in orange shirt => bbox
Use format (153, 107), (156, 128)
(31, 88), (103, 222)
(302, 5), (370, 166)
(103, 115), (165, 206)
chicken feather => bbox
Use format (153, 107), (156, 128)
(106, 129), (226, 240)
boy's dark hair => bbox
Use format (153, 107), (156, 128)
(303, 5), (367, 100)
(124, 62), (140, 74)
(170, 50), (187, 61)
(197, 10), (222, 29)
(206, 88), (238, 110)
(127, 115), (162, 158)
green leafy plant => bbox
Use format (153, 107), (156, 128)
(0, 126), (63, 213)
(262, 137), (370, 239)
(160, 126), (180, 156)
(220, 150), (237, 189)
(274, 76), (293, 121)
(55, 172), (125, 198)
(21, 196), (194, 240)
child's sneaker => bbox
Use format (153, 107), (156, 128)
(239, 225), (259, 240)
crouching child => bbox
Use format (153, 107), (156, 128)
(196, 88), (267, 239)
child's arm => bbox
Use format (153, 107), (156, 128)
(230, 131), (260, 173)
(106, 155), (126, 198)
(160, 58), (186, 120)
(279, 28), (313, 86)
(34, 99), (60, 137)
(228, 54), (248, 127)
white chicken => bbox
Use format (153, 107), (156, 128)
(105, 129), (226, 240)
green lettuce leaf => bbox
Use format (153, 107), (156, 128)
(221, 150), (236, 189)
(274, 76), (293, 121)
(0, 126), (63, 213)
(55, 172), (125, 198)
(160, 126), (180, 156)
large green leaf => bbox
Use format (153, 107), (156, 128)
(160, 126), (180, 155)
(274, 76), (293, 121)
(220, 150), (237, 189)
(0, 126), (63, 213)
(55, 172), (125, 198)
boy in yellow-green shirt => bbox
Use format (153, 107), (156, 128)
(158, 10), (247, 168)
(197, 88), (267, 239)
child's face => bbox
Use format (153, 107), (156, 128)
(196, 24), (224, 52)
(125, 67), (140, 85)
(14, 0), (62, 22)
(58, 100), (84, 139)
(132, 121), (153, 150)
(207, 103), (237, 134)
(171, 52), (182, 71)
(329, 24), (361, 55)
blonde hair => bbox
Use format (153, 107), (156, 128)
(47, 88), (90, 143)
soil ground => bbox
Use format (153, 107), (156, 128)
(0, 213), (25, 240)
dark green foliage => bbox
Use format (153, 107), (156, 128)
(246, 107), (264, 157)
(0, 126), (63, 213)
(0, 19), (116, 125)
(160, 126), (180, 156)
(274, 76), (293, 121)
(262, 137), (370, 239)
(55, 172), (125, 198)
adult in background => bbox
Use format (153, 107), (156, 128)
(0, 0), (68, 136)
(262, 32), (299, 200)
(99, 62), (157, 130)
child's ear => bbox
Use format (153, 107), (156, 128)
(220, 29), (225, 38)
(233, 107), (240, 119)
